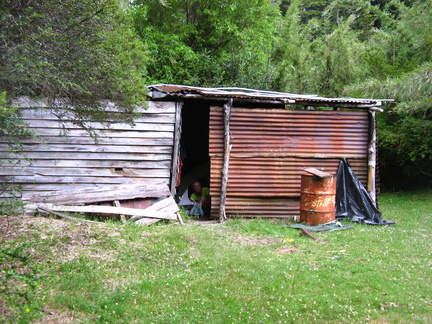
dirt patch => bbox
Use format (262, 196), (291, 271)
(231, 235), (285, 246)
(272, 246), (300, 255)
(187, 219), (222, 226)
(0, 214), (121, 262)
(230, 234), (300, 254)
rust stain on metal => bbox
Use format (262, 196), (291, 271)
(148, 84), (389, 107)
(300, 171), (336, 226)
(209, 105), (369, 219)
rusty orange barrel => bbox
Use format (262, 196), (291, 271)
(300, 169), (336, 226)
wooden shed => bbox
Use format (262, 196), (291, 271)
(1, 84), (387, 220)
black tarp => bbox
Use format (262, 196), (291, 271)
(336, 159), (395, 225)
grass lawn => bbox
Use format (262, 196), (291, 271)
(1, 190), (431, 323)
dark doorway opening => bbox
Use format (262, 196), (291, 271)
(177, 100), (210, 204)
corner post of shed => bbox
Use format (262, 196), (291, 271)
(367, 107), (380, 206)
(219, 98), (233, 222)
(170, 101), (183, 196)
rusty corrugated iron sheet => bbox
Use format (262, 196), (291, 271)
(211, 196), (301, 218)
(209, 106), (369, 218)
(147, 84), (388, 107)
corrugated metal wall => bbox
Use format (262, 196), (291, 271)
(209, 107), (369, 218)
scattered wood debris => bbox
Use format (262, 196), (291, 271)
(25, 182), (183, 226)
(300, 227), (319, 240)
(37, 207), (104, 224)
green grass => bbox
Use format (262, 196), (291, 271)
(1, 190), (431, 323)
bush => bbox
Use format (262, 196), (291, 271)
(0, 241), (41, 323)
(0, 92), (40, 214)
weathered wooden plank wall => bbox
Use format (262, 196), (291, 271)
(209, 107), (370, 218)
(0, 101), (177, 200)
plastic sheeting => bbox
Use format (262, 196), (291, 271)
(336, 159), (395, 225)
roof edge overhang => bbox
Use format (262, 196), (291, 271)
(147, 84), (393, 109)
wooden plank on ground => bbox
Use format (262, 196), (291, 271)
(300, 228), (320, 240)
(135, 218), (161, 226)
(28, 196), (180, 221)
(37, 206), (104, 224)
(113, 200), (127, 224)
(127, 196), (179, 222)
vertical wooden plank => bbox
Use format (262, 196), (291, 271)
(114, 200), (127, 224)
(219, 98), (233, 222)
(170, 101), (183, 196)
(368, 109), (377, 205)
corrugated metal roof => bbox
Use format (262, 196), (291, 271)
(147, 84), (391, 108)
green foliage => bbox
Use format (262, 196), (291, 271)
(0, 92), (40, 214)
(0, 93), (36, 162)
(281, 0), (387, 38)
(130, 0), (280, 88)
(322, 0), (379, 37)
(360, 0), (431, 78)
(0, 0), (149, 125)
(280, 0), (329, 22)
(271, 0), (318, 93)
(273, 0), (391, 96)
(346, 63), (432, 189)
(388, 0), (432, 65)
(319, 15), (367, 96)
(0, 241), (41, 323)
(341, 0), (432, 189)
(362, 29), (406, 78)
(0, 184), (25, 216)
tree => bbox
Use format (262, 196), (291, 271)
(344, 0), (432, 189)
(346, 63), (432, 189)
(271, 0), (320, 93)
(389, 0), (432, 65)
(0, 0), (149, 128)
(129, 0), (281, 88)
(280, 0), (329, 22)
(318, 15), (367, 96)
